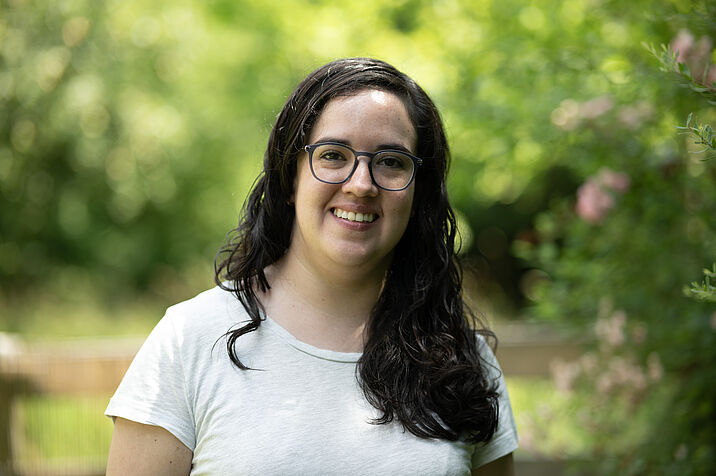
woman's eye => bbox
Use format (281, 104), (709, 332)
(376, 155), (407, 169)
(320, 151), (346, 161)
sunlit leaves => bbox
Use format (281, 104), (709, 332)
(686, 265), (716, 302)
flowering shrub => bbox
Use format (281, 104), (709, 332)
(518, 20), (716, 475)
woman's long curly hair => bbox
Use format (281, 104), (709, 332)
(215, 58), (499, 444)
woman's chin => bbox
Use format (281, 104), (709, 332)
(326, 246), (393, 273)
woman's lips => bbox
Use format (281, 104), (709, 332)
(332, 207), (377, 223)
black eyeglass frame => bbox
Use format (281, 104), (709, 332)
(304, 141), (423, 192)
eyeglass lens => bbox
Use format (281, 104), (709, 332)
(310, 143), (415, 190)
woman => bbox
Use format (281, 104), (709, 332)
(105, 58), (518, 475)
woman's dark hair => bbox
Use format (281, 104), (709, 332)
(215, 57), (499, 444)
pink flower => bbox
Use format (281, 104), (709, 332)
(595, 310), (627, 347)
(598, 168), (631, 192)
(576, 169), (630, 224)
(606, 356), (646, 391)
(576, 179), (614, 224)
(670, 29), (714, 84)
(670, 30), (695, 64)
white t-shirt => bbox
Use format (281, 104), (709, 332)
(105, 286), (518, 475)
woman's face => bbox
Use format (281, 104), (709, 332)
(289, 89), (417, 275)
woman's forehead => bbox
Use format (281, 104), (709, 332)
(309, 89), (417, 151)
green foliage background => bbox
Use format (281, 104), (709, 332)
(1, 0), (715, 473)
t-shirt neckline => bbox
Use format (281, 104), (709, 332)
(262, 315), (363, 363)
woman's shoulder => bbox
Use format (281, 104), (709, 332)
(161, 285), (247, 340)
(166, 284), (240, 314)
(474, 331), (497, 360)
(471, 331), (505, 385)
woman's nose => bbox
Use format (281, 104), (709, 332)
(342, 157), (378, 196)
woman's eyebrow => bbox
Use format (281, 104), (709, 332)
(313, 137), (413, 153)
(312, 136), (350, 146)
(376, 143), (412, 153)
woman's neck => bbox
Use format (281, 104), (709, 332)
(259, 252), (387, 353)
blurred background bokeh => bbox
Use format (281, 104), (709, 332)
(1, 0), (714, 474)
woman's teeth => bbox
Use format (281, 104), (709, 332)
(333, 208), (376, 223)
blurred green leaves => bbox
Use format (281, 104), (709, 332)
(1, 0), (716, 472)
(0, 0), (712, 307)
(678, 112), (716, 158)
(686, 265), (716, 302)
(0, 0), (710, 295)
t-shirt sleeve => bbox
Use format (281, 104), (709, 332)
(105, 310), (195, 450)
(471, 336), (519, 468)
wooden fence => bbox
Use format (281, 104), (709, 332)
(0, 324), (585, 476)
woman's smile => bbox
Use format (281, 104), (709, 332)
(331, 207), (377, 223)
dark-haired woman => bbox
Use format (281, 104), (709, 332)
(106, 58), (518, 475)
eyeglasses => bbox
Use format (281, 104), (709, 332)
(304, 142), (422, 191)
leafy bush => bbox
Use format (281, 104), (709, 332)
(520, 7), (716, 474)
